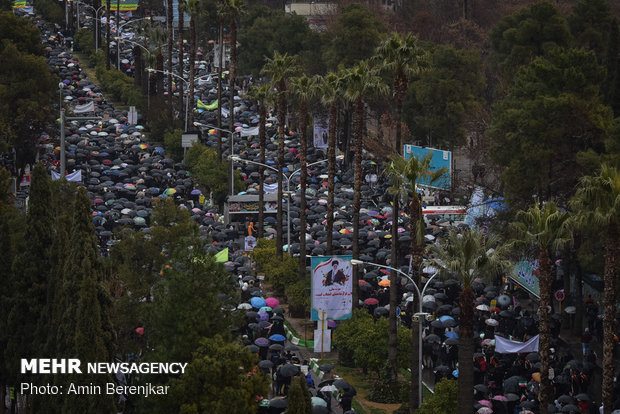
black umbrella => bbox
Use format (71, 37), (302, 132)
(279, 364), (300, 377)
(474, 384), (488, 393)
(319, 364), (334, 372)
(557, 395), (574, 405)
(258, 360), (273, 369)
(269, 343), (284, 352)
(525, 352), (539, 362)
(269, 397), (287, 409)
(425, 334), (441, 343)
(561, 404), (580, 413)
(445, 338), (459, 345)
(575, 393), (590, 402)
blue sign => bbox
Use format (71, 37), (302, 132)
(403, 145), (451, 190)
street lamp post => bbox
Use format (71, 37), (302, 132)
(350, 259), (439, 408)
(231, 156), (341, 256)
(116, 17), (151, 70)
(194, 122), (240, 197)
(79, 3), (106, 51)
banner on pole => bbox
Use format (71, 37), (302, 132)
(313, 116), (329, 148)
(311, 255), (353, 321)
(314, 329), (331, 353)
(495, 335), (539, 354)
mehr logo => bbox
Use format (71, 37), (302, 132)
(21, 359), (82, 374)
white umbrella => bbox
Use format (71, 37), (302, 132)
(423, 295), (436, 303)
(311, 397), (327, 407)
(476, 304), (490, 311)
(320, 384), (338, 393)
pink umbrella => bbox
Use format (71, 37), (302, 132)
(265, 297), (279, 308)
(477, 408), (493, 414)
(478, 400), (492, 408)
(492, 395), (508, 402)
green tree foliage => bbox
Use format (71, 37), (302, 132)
(0, 41), (56, 171)
(404, 44), (485, 150)
(568, 0), (614, 59)
(5, 165), (55, 381)
(489, 1), (571, 82)
(184, 143), (239, 206)
(250, 238), (297, 295)
(238, 6), (323, 76)
(164, 128), (184, 161)
(488, 47), (612, 206)
(147, 240), (238, 363)
(33, 0), (63, 25)
(286, 375), (312, 414)
(165, 335), (269, 414)
(333, 310), (410, 375)
(416, 378), (458, 414)
(322, 3), (386, 70)
(0, 11), (45, 56)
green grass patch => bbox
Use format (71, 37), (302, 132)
(352, 400), (367, 414)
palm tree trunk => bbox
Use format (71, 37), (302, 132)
(258, 103), (266, 239)
(298, 100), (308, 279)
(352, 98), (363, 319)
(105, 0), (111, 70)
(410, 195), (423, 410)
(187, 17), (196, 129)
(228, 19), (237, 170)
(326, 103), (337, 255)
(538, 248), (552, 414)
(167, 0), (173, 119)
(177, 3), (184, 128)
(217, 22), (223, 163)
(276, 89), (286, 258)
(156, 52), (164, 97)
(389, 194), (399, 380)
(602, 223), (618, 414)
(394, 75), (406, 155)
(457, 285), (475, 414)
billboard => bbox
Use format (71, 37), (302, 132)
(311, 256), (353, 321)
(403, 144), (451, 190)
(109, 0), (139, 11)
(509, 259), (540, 298)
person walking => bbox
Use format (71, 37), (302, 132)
(581, 328), (592, 357)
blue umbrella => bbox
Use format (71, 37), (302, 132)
(250, 297), (267, 308)
(445, 331), (459, 338)
(439, 315), (455, 322)
(452, 369), (459, 378)
(269, 334), (286, 342)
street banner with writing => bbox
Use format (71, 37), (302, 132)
(509, 259), (540, 298)
(311, 255), (353, 321)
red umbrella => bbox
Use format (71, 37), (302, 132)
(364, 298), (379, 306)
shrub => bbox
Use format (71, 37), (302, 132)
(250, 238), (297, 295)
(74, 28), (94, 56)
(34, 0), (63, 25)
(285, 277), (310, 318)
(415, 378), (457, 414)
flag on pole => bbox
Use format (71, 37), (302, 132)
(197, 99), (218, 110)
(13, 0), (26, 8)
(214, 248), (228, 263)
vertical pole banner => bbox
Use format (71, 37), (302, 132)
(313, 116), (329, 148)
(311, 255), (353, 321)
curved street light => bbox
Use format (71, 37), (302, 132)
(116, 16), (151, 70)
(350, 259), (439, 408)
(231, 155), (343, 256)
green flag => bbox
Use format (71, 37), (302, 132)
(197, 98), (218, 110)
(214, 248), (228, 263)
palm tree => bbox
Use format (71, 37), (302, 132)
(290, 75), (318, 279)
(184, 0), (199, 128)
(387, 152), (447, 410)
(317, 72), (345, 256)
(217, 20), (223, 162)
(167, 0), (174, 119)
(106, 0), (111, 69)
(177, 0), (184, 127)
(247, 84), (273, 239)
(261, 52), (300, 258)
(342, 60), (389, 369)
(373, 33), (429, 154)
(570, 164), (620, 414)
(218, 0), (245, 163)
(510, 201), (572, 414)
(429, 229), (509, 414)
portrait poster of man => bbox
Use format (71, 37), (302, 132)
(313, 116), (329, 148)
(311, 255), (353, 321)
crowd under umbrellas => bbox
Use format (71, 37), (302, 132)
(32, 15), (617, 414)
